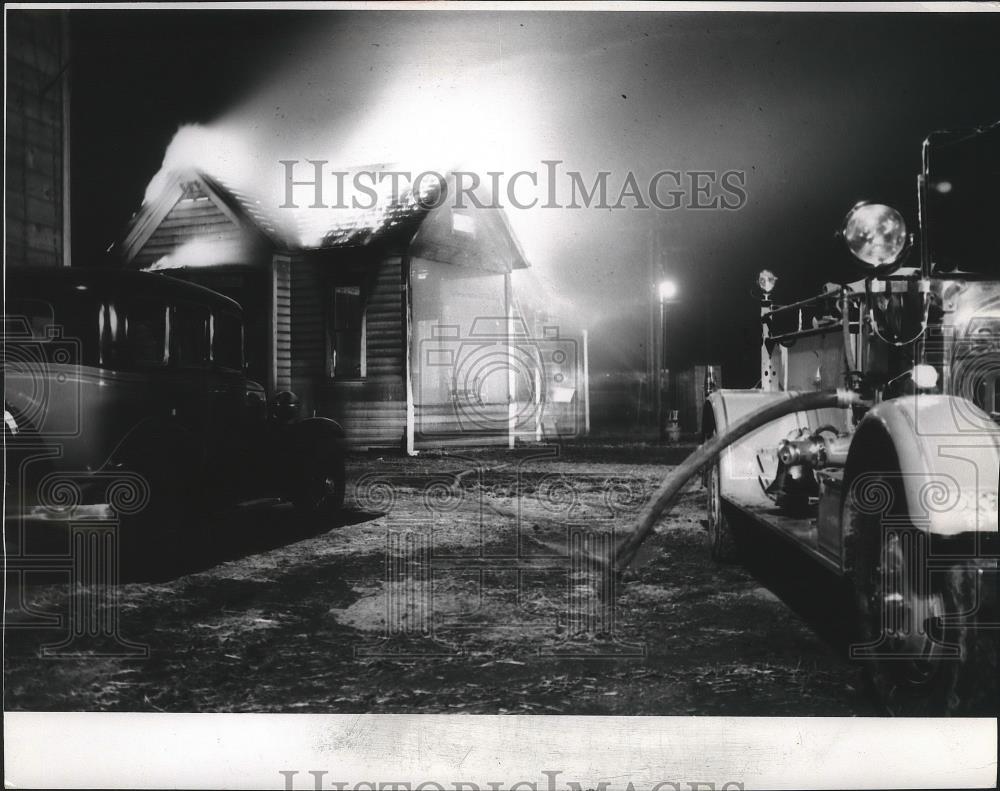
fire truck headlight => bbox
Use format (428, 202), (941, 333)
(841, 202), (908, 267)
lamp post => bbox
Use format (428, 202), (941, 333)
(656, 279), (678, 440)
(758, 269), (778, 392)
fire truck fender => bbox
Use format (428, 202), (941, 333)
(702, 389), (850, 506)
(842, 395), (1000, 540)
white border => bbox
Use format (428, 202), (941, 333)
(4, 4), (998, 791)
(4, 713), (998, 790)
(4, 3), (999, 13)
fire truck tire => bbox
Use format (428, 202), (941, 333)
(706, 461), (740, 562)
(854, 514), (998, 715)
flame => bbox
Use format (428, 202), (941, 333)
(146, 238), (247, 271)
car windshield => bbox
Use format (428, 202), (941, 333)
(925, 123), (1000, 276)
(4, 278), (246, 374)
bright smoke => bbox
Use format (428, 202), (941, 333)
(138, 17), (606, 328)
(143, 124), (259, 205)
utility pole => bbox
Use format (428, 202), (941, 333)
(656, 279), (678, 439)
(646, 224), (658, 429)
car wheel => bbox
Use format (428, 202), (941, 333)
(293, 454), (346, 517)
(853, 507), (997, 715)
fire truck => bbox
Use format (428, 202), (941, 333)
(703, 123), (999, 714)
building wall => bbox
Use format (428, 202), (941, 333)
(674, 363), (723, 435)
(6, 11), (69, 268)
(273, 255), (292, 394)
(289, 255), (326, 415)
(319, 255), (407, 449)
(410, 257), (513, 446)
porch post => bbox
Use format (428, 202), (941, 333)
(506, 271), (516, 449)
(582, 328), (590, 436)
(267, 256), (278, 397)
(404, 257), (416, 456)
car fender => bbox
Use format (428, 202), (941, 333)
(704, 388), (851, 507)
(99, 415), (208, 506)
(281, 416), (347, 463)
(843, 395), (1000, 537)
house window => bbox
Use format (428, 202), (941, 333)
(329, 284), (365, 378)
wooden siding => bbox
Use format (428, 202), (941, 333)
(132, 197), (245, 269)
(339, 255), (406, 448)
(6, 12), (68, 268)
(288, 256), (324, 418)
(327, 389), (407, 450)
(309, 253), (408, 449)
(273, 256), (292, 393)
(365, 256), (404, 379)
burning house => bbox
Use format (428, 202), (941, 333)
(115, 167), (576, 451)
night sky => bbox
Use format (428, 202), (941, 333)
(67, 9), (1000, 386)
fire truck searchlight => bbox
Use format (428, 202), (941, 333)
(841, 201), (910, 269)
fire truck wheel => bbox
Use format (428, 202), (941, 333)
(706, 460), (740, 562)
(854, 521), (998, 715)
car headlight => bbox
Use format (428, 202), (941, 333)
(841, 202), (909, 267)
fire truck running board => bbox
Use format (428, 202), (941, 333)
(721, 494), (843, 575)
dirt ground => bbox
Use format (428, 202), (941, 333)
(4, 442), (873, 714)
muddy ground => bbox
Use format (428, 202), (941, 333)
(4, 443), (873, 714)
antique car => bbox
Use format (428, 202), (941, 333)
(702, 123), (999, 714)
(4, 268), (347, 536)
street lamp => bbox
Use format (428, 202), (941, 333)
(656, 279), (678, 440)
(658, 279), (678, 303)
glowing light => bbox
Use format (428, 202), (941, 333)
(842, 202), (908, 267)
(658, 279), (678, 302)
(912, 364), (939, 390)
(452, 212), (475, 234)
(757, 269), (777, 294)
(143, 124), (257, 205)
(146, 238), (247, 271)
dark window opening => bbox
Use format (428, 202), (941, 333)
(329, 284), (364, 379)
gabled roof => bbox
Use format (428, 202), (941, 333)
(120, 168), (295, 264)
(120, 166), (529, 271)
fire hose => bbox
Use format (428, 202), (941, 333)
(612, 389), (864, 572)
